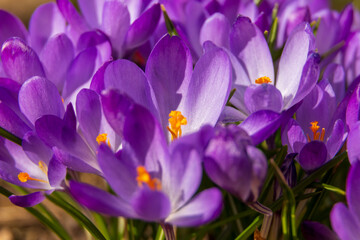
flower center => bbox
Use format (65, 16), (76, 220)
(96, 133), (111, 147)
(166, 111), (187, 141)
(255, 76), (272, 84)
(136, 166), (161, 191)
(307, 121), (325, 142)
(18, 161), (49, 183)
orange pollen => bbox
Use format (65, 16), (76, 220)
(255, 76), (272, 84)
(307, 121), (326, 142)
(38, 161), (48, 175)
(96, 133), (111, 147)
(136, 166), (161, 191)
(167, 111), (187, 141)
(18, 172), (48, 183)
(61, 98), (65, 104)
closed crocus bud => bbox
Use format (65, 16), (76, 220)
(204, 125), (267, 202)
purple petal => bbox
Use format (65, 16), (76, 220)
(19, 77), (65, 125)
(244, 84), (283, 113)
(0, 102), (31, 137)
(28, 2), (66, 53)
(70, 181), (135, 217)
(125, 4), (161, 49)
(348, 122), (360, 164)
(302, 221), (340, 240)
(9, 192), (45, 207)
(200, 13), (231, 49)
(39, 33), (74, 91)
(97, 144), (137, 201)
(346, 84), (360, 130)
(246, 145), (267, 200)
(0, 10), (27, 46)
(56, 0), (89, 34)
(282, 119), (307, 153)
(276, 23), (315, 109)
(180, 48), (231, 134)
(90, 61), (111, 94)
(47, 155), (66, 187)
(63, 103), (76, 130)
(230, 16), (274, 84)
(331, 203), (360, 240)
(323, 63), (345, 104)
(104, 59), (157, 116)
(131, 188), (171, 221)
(145, 34), (192, 129)
(1, 38), (45, 84)
(22, 131), (53, 165)
(344, 32), (360, 85)
(347, 160), (360, 222)
(326, 119), (347, 158)
(77, 0), (104, 28)
(338, 4), (354, 42)
(101, 0), (130, 57)
(298, 141), (327, 172)
(62, 47), (97, 99)
(166, 188), (222, 227)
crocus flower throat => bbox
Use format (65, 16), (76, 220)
(96, 133), (111, 147)
(166, 111), (187, 140)
(136, 166), (161, 190)
(18, 161), (48, 183)
(255, 76), (272, 84)
(307, 121), (325, 142)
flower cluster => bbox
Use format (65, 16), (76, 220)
(0, 0), (359, 239)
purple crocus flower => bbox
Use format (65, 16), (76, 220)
(203, 124), (267, 202)
(69, 94), (222, 226)
(282, 80), (347, 171)
(346, 83), (360, 164)
(331, 160), (360, 240)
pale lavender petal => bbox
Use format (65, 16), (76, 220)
(244, 84), (283, 113)
(28, 2), (66, 53)
(47, 155), (66, 187)
(145, 34), (192, 128)
(19, 77), (65, 124)
(323, 63), (345, 104)
(347, 122), (360, 164)
(276, 23), (314, 109)
(90, 61), (111, 94)
(131, 188), (171, 221)
(56, 0), (89, 34)
(125, 4), (161, 49)
(282, 119), (307, 154)
(101, 0), (130, 57)
(219, 106), (248, 123)
(0, 10), (27, 46)
(22, 131), (52, 165)
(166, 188), (222, 227)
(1, 38), (45, 84)
(298, 141), (327, 172)
(200, 13), (231, 48)
(230, 16), (274, 84)
(331, 203), (360, 240)
(9, 192), (45, 207)
(70, 181), (135, 217)
(180, 48), (231, 134)
(40, 33), (74, 91)
(326, 119), (347, 158)
(77, 0), (104, 28)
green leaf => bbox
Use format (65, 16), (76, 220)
(0, 126), (22, 145)
(234, 216), (263, 240)
(161, 4), (178, 36)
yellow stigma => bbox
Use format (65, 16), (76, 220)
(307, 121), (325, 142)
(166, 111), (187, 141)
(18, 172), (48, 183)
(136, 166), (161, 191)
(96, 133), (111, 147)
(255, 76), (272, 84)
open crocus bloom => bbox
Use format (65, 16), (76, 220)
(282, 80), (347, 171)
(331, 160), (360, 240)
(223, 16), (319, 121)
(70, 94), (222, 226)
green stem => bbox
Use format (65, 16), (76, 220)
(234, 216), (263, 240)
(0, 126), (22, 145)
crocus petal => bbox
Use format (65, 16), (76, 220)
(276, 23), (314, 109)
(247, 145), (267, 201)
(40, 33), (74, 91)
(331, 203), (360, 240)
(63, 103), (76, 130)
(166, 188), (222, 227)
(131, 188), (171, 222)
(56, 0), (89, 34)
(101, 0), (130, 57)
(347, 122), (360, 164)
(298, 141), (327, 172)
(70, 181), (135, 217)
(347, 160), (360, 222)
(0, 102), (31, 137)
(77, 0), (104, 28)
(9, 192), (45, 207)
(0, 10), (27, 47)
(19, 77), (65, 125)
(62, 47), (97, 99)
(145, 34), (192, 129)
(346, 84), (360, 130)
(125, 3), (161, 49)
(28, 2), (66, 53)
(302, 221), (340, 240)
(1, 38), (45, 84)
(180, 48), (231, 134)
(104, 59), (158, 116)
(244, 84), (283, 113)
(90, 61), (111, 94)
(230, 16), (274, 83)
(47, 155), (66, 187)
(323, 63), (345, 104)
(282, 119), (307, 154)
(97, 144), (138, 200)
(22, 131), (53, 165)
(344, 32), (360, 85)
(326, 119), (347, 158)
(200, 13), (231, 48)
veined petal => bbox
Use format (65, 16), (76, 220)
(200, 13), (231, 49)
(244, 84), (283, 113)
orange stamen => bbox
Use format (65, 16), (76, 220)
(308, 121), (326, 142)
(18, 172), (48, 183)
(167, 111), (187, 141)
(136, 166), (161, 191)
(96, 133), (111, 147)
(255, 76), (272, 84)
